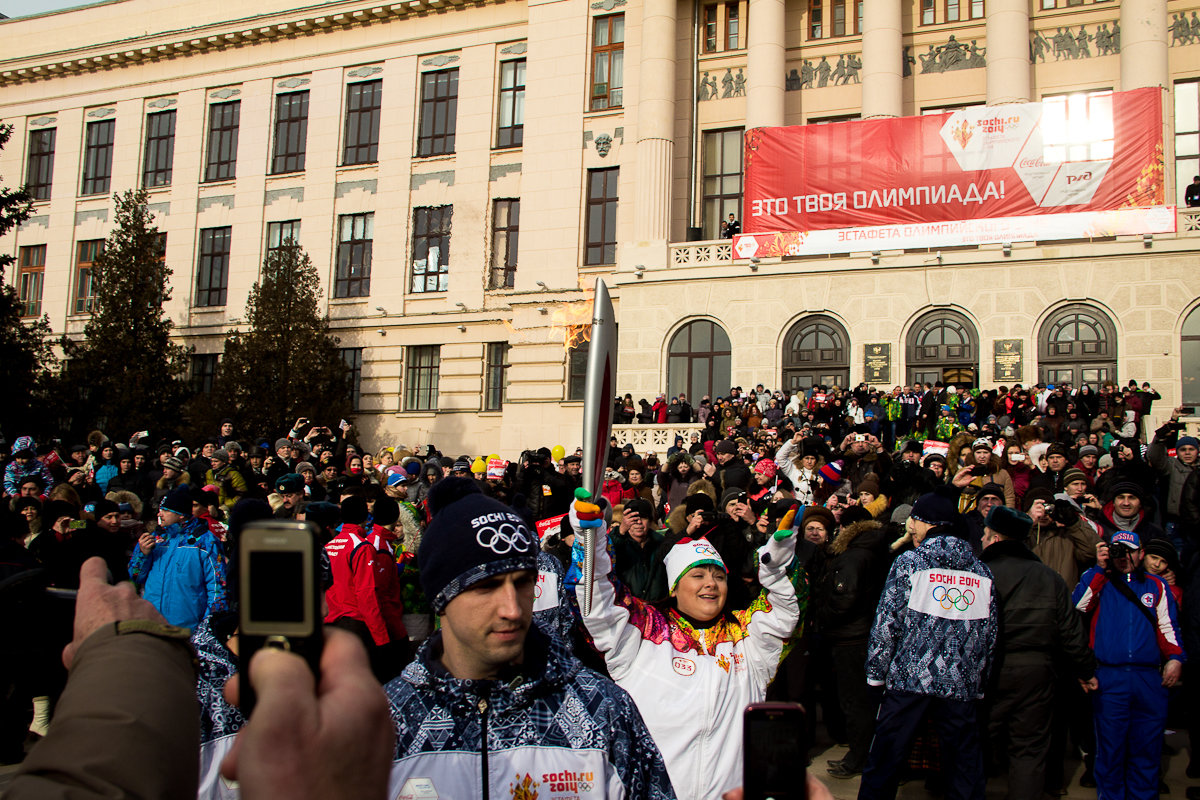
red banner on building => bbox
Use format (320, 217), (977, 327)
(735, 87), (1172, 257)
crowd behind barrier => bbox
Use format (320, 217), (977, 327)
(1, 376), (1197, 800)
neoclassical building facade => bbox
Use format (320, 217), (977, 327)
(1, 0), (1199, 454)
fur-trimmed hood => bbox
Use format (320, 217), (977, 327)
(827, 519), (887, 556)
(665, 477), (718, 534)
(948, 431), (1001, 475)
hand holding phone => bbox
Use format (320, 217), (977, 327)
(744, 702), (808, 800)
(238, 520), (324, 717)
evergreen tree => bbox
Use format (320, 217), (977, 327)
(0, 123), (57, 439)
(58, 189), (190, 438)
(199, 239), (350, 441)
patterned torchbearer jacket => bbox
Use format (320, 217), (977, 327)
(865, 532), (998, 701)
(384, 628), (676, 800)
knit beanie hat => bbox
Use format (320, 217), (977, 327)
(910, 487), (960, 527)
(1178, 436), (1200, 450)
(419, 478), (537, 614)
(754, 459), (778, 479)
(1022, 487), (1055, 513)
(160, 485), (194, 516)
(683, 494), (715, 516)
(664, 537), (727, 593)
(92, 498), (119, 519)
(977, 482), (1005, 504)
(1062, 468), (1089, 488)
(818, 460), (844, 484)
(1144, 538), (1182, 576)
(713, 439), (737, 456)
(1077, 444), (1100, 458)
(800, 505), (836, 535)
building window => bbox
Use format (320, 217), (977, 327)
(81, 119), (114, 196)
(335, 213), (373, 299)
(343, 79), (382, 165)
(1041, 90), (1114, 163)
(417, 69), (459, 157)
(496, 60), (525, 149)
(704, 5), (718, 51)
(195, 227), (231, 307)
(667, 320), (732, 401)
(946, 0), (960, 22)
(1176, 81), (1200, 207)
(405, 345), (440, 411)
(25, 128), (55, 201)
(484, 342), (510, 411)
(1038, 303), (1117, 387)
(585, 168), (619, 265)
(204, 101), (240, 182)
(74, 239), (104, 314)
(809, 0), (823, 38)
(970, 0), (984, 18)
(703, 128), (744, 239)
(782, 315), (850, 391)
(567, 340), (589, 401)
(340, 348), (364, 410)
(142, 110), (176, 188)
(701, 1), (747, 52)
(726, 1), (741, 49)
(489, 199), (519, 289)
(411, 206), (452, 293)
(590, 15), (624, 111)
(191, 353), (219, 395)
(267, 220), (301, 260)
(272, 91), (309, 174)
(17, 245), (45, 317)
(1183, 307), (1200, 406)
(832, 0), (846, 35)
(906, 308), (979, 388)
(921, 0), (935, 24)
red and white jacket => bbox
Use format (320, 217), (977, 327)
(324, 524), (407, 646)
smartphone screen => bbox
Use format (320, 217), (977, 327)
(744, 703), (807, 800)
(248, 551), (305, 624)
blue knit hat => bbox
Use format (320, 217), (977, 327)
(418, 478), (537, 614)
(1177, 436), (1199, 450)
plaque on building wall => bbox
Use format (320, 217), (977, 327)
(864, 343), (891, 384)
(993, 339), (1023, 382)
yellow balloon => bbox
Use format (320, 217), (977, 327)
(471, 457), (486, 474)
(551, 445), (566, 461)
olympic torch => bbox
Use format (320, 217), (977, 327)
(580, 278), (616, 615)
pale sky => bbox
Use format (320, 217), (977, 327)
(1, 0), (99, 18)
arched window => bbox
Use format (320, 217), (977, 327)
(1038, 303), (1117, 388)
(906, 308), (978, 388)
(667, 320), (731, 401)
(782, 314), (850, 391)
(1182, 307), (1200, 406)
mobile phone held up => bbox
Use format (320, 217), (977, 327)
(744, 702), (808, 800)
(238, 520), (324, 716)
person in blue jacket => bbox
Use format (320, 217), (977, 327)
(129, 485), (227, 630)
(1073, 530), (1185, 800)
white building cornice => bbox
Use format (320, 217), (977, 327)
(0, 0), (504, 88)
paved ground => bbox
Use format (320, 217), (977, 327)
(2, 728), (1195, 797)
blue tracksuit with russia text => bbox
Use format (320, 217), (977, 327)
(1073, 566), (1185, 800)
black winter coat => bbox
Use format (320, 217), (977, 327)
(816, 520), (890, 644)
(980, 538), (1095, 679)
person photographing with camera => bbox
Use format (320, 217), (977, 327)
(1073, 530), (1185, 800)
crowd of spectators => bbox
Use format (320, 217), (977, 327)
(0, 374), (1195, 800)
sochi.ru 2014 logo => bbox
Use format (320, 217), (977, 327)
(932, 584), (975, 611)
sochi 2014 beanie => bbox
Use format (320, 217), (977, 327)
(419, 477), (537, 614)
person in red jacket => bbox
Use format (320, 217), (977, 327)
(324, 495), (410, 682)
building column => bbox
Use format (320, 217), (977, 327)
(634, 0), (677, 242)
(1120, 0), (1168, 90)
(746, 0), (785, 128)
(861, 0), (902, 118)
(985, 0), (1031, 104)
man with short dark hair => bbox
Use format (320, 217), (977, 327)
(980, 506), (1095, 800)
(1187, 175), (1200, 207)
(1074, 530), (1184, 800)
(384, 479), (675, 799)
(611, 497), (667, 600)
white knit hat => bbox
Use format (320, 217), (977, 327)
(664, 537), (727, 592)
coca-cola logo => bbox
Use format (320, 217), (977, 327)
(1019, 156), (1046, 169)
(672, 657), (696, 676)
